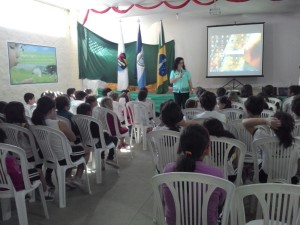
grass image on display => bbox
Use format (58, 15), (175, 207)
(8, 42), (58, 85)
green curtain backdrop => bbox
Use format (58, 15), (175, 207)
(77, 22), (175, 86)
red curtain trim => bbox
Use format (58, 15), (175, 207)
(112, 5), (135, 14)
(192, 0), (215, 6)
(135, 2), (164, 9)
(91, 8), (112, 14)
(82, 9), (90, 25)
(164, 0), (190, 9)
(226, 0), (249, 2)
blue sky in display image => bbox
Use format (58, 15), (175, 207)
(22, 44), (55, 53)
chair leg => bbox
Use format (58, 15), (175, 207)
(57, 168), (67, 208)
(95, 151), (102, 184)
(1, 198), (11, 221)
(83, 162), (92, 194)
(142, 127), (147, 151)
(38, 185), (49, 219)
(14, 193), (29, 225)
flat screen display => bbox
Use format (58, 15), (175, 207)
(207, 23), (264, 78)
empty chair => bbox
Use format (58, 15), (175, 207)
(147, 130), (180, 174)
(30, 125), (91, 208)
(206, 136), (246, 186)
(235, 183), (300, 225)
(220, 108), (245, 122)
(182, 108), (204, 120)
(252, 137), (300, 183)
(260, 109), (274, 118)
(0, 143), (49, 225)
(71, 114), (117, 184)
(152, 172), (235, 225)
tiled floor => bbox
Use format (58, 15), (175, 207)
(1, 142), (156, 225)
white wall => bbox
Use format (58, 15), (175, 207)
(82, 11), (300, 90)
(0, 0), (80, 103)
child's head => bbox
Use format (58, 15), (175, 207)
(77, 103), (92, 116)
(203, 118), (235, 139)
(263, 85), (275, 97)
(216, 87), (226, 97)
(24, 93), (35, 105)
(161, 101), (183, 131)
(292, 95), (300, 118)
(288, 85), (300, 97)
(244, 96), (265, 117)
(4, 101), (26, 124)
(138, 90), (147, 102)
(100, 97), (113, 110)
(176, 124), (210, 172)
(195, 86), (206, 98)
(85, 95), (98, 109)
(228, 91), (240, 102)
(240, 84), (253, 98)
(108, 92), (119, 101)
(31, 96), (56, 125)
(102, 88), (112, 97)
(75, 90), (87, 101)
(55, 95), (70, 111)
(84, 88), (93, 96)
(67, 88), (76, 98)
(199, 91), (216, 111)
(185, 99), (197, 109)
(217, 96), (231, 110)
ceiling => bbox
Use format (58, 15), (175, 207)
(35, 0), (300, 19)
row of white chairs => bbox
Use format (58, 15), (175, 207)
(152, 172), (300, 225)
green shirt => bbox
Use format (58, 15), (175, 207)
(170, 69), (191, 93)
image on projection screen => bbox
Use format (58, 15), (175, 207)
(207, 23), (264, 77)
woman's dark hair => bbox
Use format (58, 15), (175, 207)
(85, 95), (97, 105)
(161, 101), (183, 132)
(138, 90), (147, 101)
(240, 84), (253, 98)
(172, 57), (185, 71)
(0, 101), (8, 114)
(4, 102), (26, 124)
(263, 85), (275, 97)
(67, 88), (76, 96)
(273, 112), (294, 148)
(55, 95), (70, 111)
(292, 95), (300, 117)
(216, 87), (226, 97)
(31, 96), (56, 125)
(176, 124), (210, 172)
(77, 103), (92, 115)
(289, 85), (300, 96)
(199, 91), (216, 111)
(24, 93), (34, 103)
(217, 96), (232, 109)
(203, 118), (235, 139)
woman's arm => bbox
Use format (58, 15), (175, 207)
(58, 120), (76, 142)
(242, 117), (281, 135)
(169, 70), (181, 84)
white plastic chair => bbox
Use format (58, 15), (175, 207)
(219, 108), (245, 122)
(30, 125), (91, 208)
(56, 115), (72, 129)
(268, 97), (282, 109)
(125, 101), (150, 151)
(182, 108), (204, 120)
(235, 183), (300, 225)
(71, 114), (117, 184)
(282, 96), (293, 114)
(293, 120), (300, 137)
(252, 137), (300, 183)
(260, 109), (275, 118)
(231, 102), (246, 111)
(0, 143), (49, 225)
(205, 136), (246, 186)
(266, 102), (276, 112)
(0, 123), (42, 168)
(152, 172), (235, 225)
(147, 130), (180, 174)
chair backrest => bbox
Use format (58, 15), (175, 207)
(219, 108), (245, 122)
(124, 101), (135, 127)
(182, 108), (204, 120)
(282, 96), (293, 114)
(293, 120), (300, 137)
(56, 115), (72, 129)
(0, 123), (41, 165)
(252, 137), (300, 183)
(30, 125), (73, 166)
(268, 97), (282, 109)
(147, 130), (180, 173)
(146, 99), (156, 120)
(206, 136), (246, 186)
(231, 102), (245, 111)
(152, 172), (235, 225)
(132, 101), (151, 127)
(71, 114), (108, 149)
(266, 102), (276, 112)
(0, 113), (6, 123)
(0, 143), (32, 195)
(235, 183), (300, 225)
(261, 109), (275, 118)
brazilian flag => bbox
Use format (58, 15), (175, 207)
(156, 21), (168, 94)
